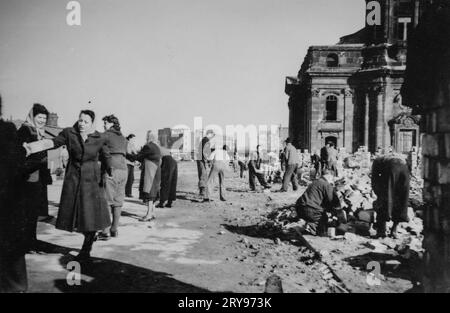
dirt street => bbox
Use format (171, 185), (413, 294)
(27, 162), (418, 293)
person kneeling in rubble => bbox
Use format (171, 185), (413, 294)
(371, 154), (410, 238)
(294, 168), (342, 236)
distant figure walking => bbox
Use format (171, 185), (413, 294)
(279, 138), (299, 192)
(204, 145), (230, 202)
(197, 130), (215, 197)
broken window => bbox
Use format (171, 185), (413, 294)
(326, 53), (339, 67)
(325, 95), (338, 121)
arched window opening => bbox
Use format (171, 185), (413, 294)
(326, 53), (339, 67)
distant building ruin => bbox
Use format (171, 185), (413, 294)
(285, 0), (426, 153)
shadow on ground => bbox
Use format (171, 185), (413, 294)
(35, 241), (211, 293)
(343, 252), (423, 288)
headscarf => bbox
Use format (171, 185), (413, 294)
(24, 108), (46, 139)
(146, 132), (158, 145)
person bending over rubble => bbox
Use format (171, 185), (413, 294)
(294, 168), (342, 236)
(371, 154), (410, 238)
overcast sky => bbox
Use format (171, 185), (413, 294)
(0, 0), (365, 143)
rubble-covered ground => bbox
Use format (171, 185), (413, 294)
(27, 161), (423, 293)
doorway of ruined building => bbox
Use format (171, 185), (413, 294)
(324, 136), (338, 148)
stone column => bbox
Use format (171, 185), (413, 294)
(374, 86), (385, 150)
(310, 88), (323, 153)
(343, 89), (354, 153)
(364, 91), (370, 148)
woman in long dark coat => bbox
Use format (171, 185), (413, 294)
(17, 103), (52, 252)
(138, 131), (161, 221)
(371, 155), (411, 238)
(25, 110), (112, 261)
(0, 98), (28, 292)
(157, 149), (178, 208)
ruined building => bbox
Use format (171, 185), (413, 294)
(403, 0), (450, 292)
(285, 0), (426, 153)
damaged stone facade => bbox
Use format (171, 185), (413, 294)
(402, 0), (450, 293)
(286, 0), (426, 154)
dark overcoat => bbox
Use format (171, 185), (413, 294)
(160, 155), (178, 203)
(0, 120), (28, 292)
(17, 124), (51, 217)
(371, 156), (410, 223)
(52, 126), (112, 232)
(0, 120), (27, 256)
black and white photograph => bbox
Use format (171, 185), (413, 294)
(0, 0), (449, 300)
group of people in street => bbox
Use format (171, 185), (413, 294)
(0, 95), (414, 292)
(0, 97), (179, 292)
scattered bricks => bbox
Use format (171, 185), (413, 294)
(407, 207), (415, 222)
(437, 161), (450, 184)
(385, 260), (401, 270)
(264, 275), (283, 293)
(365, 240), (388, 252)
(357, 209), (376, 223)
(380, 237), (397, 249)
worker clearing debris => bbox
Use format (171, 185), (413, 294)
(293, 168), (346, 236)
(371, 154), (411, 238)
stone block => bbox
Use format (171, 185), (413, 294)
(444, 133), (450, 159)
(423, 180), (433, 202)
(422, 134), (440, 157)
(438, 161), (450, 184)
(427, 112), (438, 133)
(437, 107), (450, 133)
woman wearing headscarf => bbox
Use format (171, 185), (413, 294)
(24, 110), (112, 261)
(157, 147), (178, 208)
(0, 96), (28, 292)
(97, 115), (128, 240)
(138, 131), (161, 221)
(17, 103), (52, 253)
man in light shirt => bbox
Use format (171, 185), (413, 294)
(203, 145), (230, 202)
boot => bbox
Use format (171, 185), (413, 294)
(76, 232), (96, 261)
